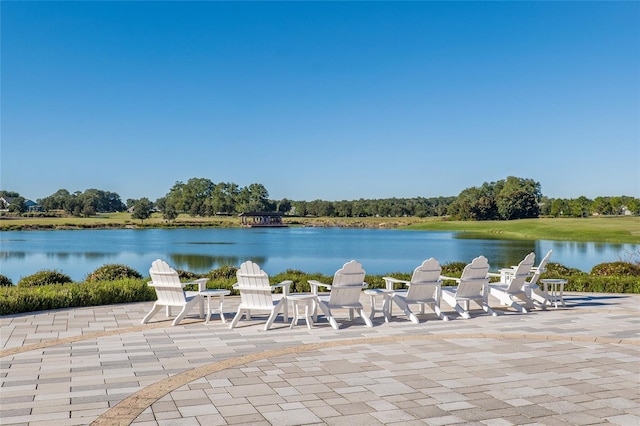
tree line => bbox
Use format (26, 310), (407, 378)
(2, 176), (638, 221)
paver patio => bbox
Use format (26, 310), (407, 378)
(1, 292), (639, 425)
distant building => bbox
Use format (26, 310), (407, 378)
(239, 212), (288, 227)
(0, 197), (43, 212)
(0, 196), (11, 211)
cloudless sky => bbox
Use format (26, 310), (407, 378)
(2, 1), (639, 203)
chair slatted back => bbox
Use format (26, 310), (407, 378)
(529, 249), (553, 286)
(149, 259), (187, 307)
(236, 261), (275, 309)
(505, 252), (536, 292)
(406, 258), (441, 301)
(328, 260), (366, 306)
(455, 255), (490, 299)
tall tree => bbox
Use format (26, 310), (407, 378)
(132, 198), (154, 223)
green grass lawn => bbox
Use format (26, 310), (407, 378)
(404, 216), (640, 244)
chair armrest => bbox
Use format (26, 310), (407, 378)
(308, 280), (331, 295)
(185, 278), (209, 292)
(487, 272), (502, 278)
(439, 275), (461, 283)
(272, 280), (293, 295)
(383, 277), (410, 290)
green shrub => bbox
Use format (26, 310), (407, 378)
(441, 262), (467, 277)
(0, 278), (154, 315)
(176, 269), (197, 280)
(17, 270), (73, 287)
(590, 261), (640, 277)
(563, 276), (640, 293)
(544, 262), (586, 277)
(207, 265), (238, 280)
(371, 272), (411, 290)
(0, 275), (13, 287)
(85, 264), (143, 282)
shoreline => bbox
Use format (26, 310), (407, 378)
(1, 215), (639, 244)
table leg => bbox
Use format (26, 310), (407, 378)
(369, 294), (377, 320)
(290, 301), (299, 329)
(304, 302), (313, 329)
(558, 283), (565, 307)
(382, 295), (391, 323)
(219, 295), (226, 323)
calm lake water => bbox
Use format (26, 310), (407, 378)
(1, 228), (638, 283)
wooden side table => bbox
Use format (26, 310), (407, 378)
(364, 288), (394, 323)
(540, 279), (567, 308)
(200, 289), (231, 324)
(288, 294), (316, 329)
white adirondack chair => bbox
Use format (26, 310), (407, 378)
(488, 252), (536, 313)
(525, 249), (553, 308)
(384, 258), (449, 323)
(229, 261), (291, 331)
(309, 260), (373, 330)
(440, 255), (497, 319)
(142, 259), (207, 326)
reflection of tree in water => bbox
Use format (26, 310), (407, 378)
(169, 254), (267, 273)
(84, 252), (119, 260)
(0, 251), (26, 260)
(481, 241), (537, 271)
(501, 244), (537, 268)
(45, 252), (118, 261)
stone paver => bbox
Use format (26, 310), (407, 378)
(0, 292), (639, 425)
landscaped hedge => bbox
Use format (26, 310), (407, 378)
(0, 279), (156, 315)
(562, 276), (640, 293)
(0, 262), (638, 316)
(17, 270), (73, 287)
(85, 264), (143, 282)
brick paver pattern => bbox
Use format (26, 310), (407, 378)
(1, 292), (639, 425)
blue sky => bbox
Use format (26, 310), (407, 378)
(2, 1), (639, 203)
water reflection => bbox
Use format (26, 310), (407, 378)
(43, 252), (119, 261)
(0, 228), (637, 283)
(168, 253), (260, 271)
(0, 251), (26, 260)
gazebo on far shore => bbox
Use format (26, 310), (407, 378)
(239, 212), (288, 228)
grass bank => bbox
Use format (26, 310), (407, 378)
(1, 214), (639, 244)
(403, 216), (640, 244)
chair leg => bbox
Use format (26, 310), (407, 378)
(358, 308), (373, 327)
(229, 309), (245, 329)
(265, 300), (284, 331)
(479, 300), (498, 317)
(454, 303), (471, 319)
(511, 299), (528, 314)
(317, 303), (337, 330)
(431, 303), (449, 321)
(142, 303), (163, 324)
(394, 297), (418, 324)
(172, 305), (190, 326)
(493, 292), (526, 313)
(530, 286), (548, 310)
